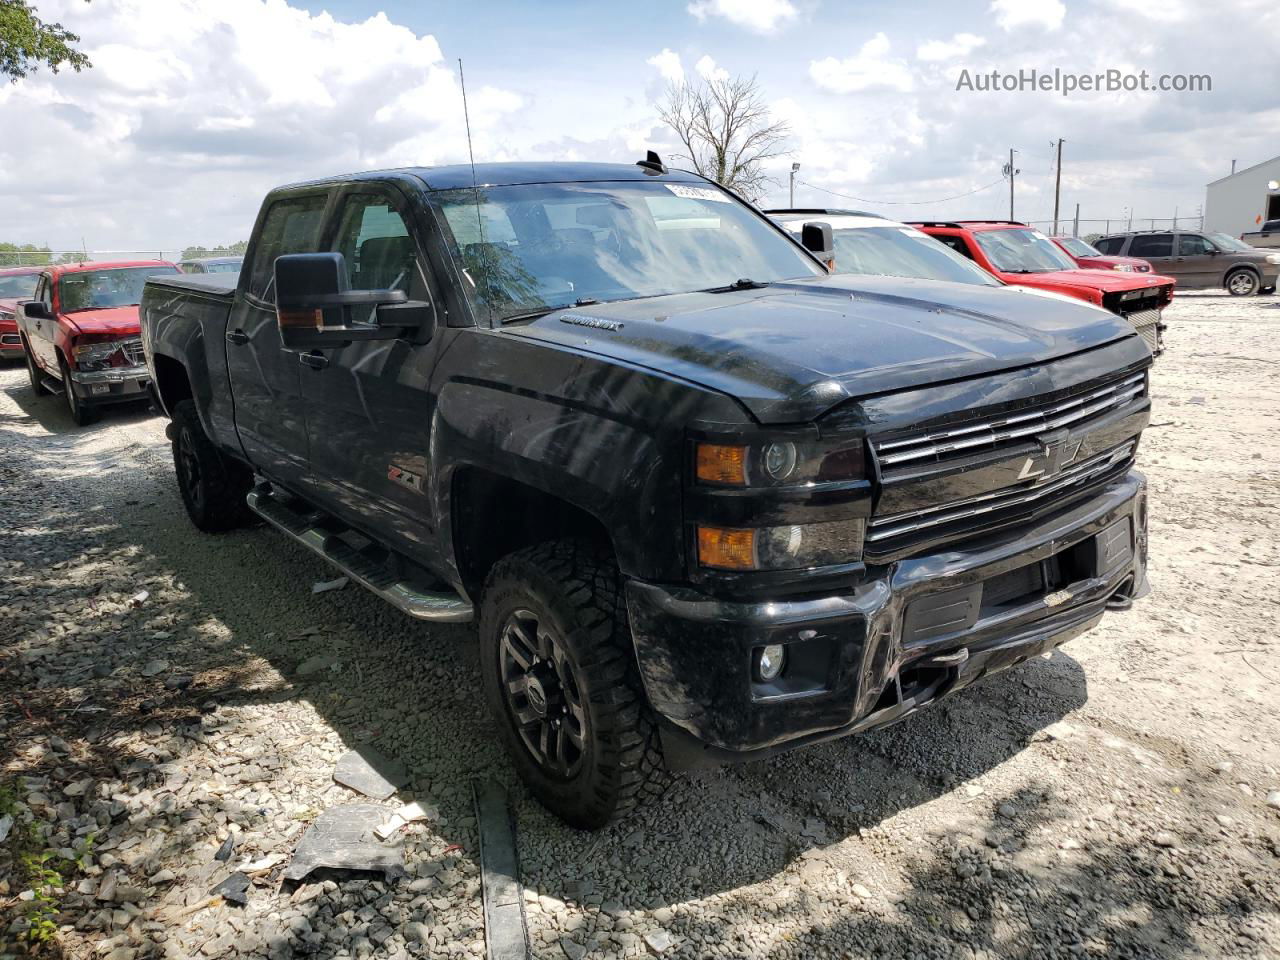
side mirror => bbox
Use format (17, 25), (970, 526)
(801, 222), (835, 267)
(275, 252), (428, 349)
(21, 300), (50, 320)
(1207, 248), (1221, 256)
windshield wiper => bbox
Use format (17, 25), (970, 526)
(701, 278), (769, 294)
(499, 297), (601, 324)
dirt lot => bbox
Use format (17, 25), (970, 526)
(2, 292), (1278, 960)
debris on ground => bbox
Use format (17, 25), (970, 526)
(475, 780), (529, 960)
(374, 799), (440, 840)
(312, 576), (350, 594)
(213, 833), (236, 861)
(210, 871), (251, 905)
(333, 745), (409, 800)
(282, 804), (406, 883)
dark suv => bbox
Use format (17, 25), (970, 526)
(1095, 230), (1279, 296)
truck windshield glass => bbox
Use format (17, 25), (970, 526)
(823, 226), (999, 286)
(435, 181), (824, 320)
(974, 229), (1077, 273)
(1057, 237), (1100, 258)
(0, 273), (40, 298)
(58, 266), (179, 312)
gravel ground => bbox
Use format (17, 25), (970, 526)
(2, 291), (1278, 960)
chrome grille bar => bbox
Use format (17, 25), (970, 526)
(121, 337), (145, 365)
(873, 372), (1146, 468)
(866, 441), (1135, 543)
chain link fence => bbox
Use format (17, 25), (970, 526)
(1022, 216), (1206, 241)
(0, 250), (191, 268)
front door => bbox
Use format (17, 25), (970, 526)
(26, 273), (57, 373)
(297, 186), (447, 564)
(225, 191), (329, 487)
(1173, 233), (1220, 288)
(1126, 233), (1176, 279)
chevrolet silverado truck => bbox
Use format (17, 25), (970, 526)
(141, 160), (1152, 828)
(17, 260), (180, 424)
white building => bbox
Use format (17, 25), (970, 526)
(1204, 156), (1280, 235)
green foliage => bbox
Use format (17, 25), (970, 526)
(0, 241), (53, 266)
(0, 0), (92, 82)
(180, 240), (249, 261)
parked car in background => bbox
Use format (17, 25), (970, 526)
(766, 208), (1002, 286)
(1094, 230), (1279, 295)
(1051, 236), (1152, 273)
(142, 161), (1152, 828)
(912, 221), (1174, 354)
(0, 265), (42, 361)
(1238, 219), (1280, 250)
(17, 260), (179, 425)
(178, 256), (244, 275)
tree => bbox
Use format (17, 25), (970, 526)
(180, 240), (249, 261)
(0, 241), (53, 266)
(657, 73), (789, 202)
(1, 0), (91, 83)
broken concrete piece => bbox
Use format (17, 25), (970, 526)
(211, 872), (250, 906)
(0, 814), (12, 844)
(312, 576), (350, 594)
(374, 800), (439, 840)
(282, 804), (406, 883)
(333, 746), (409, 800)
(214, 834), (236, 861)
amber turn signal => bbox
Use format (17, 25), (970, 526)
(695, 443), (748, 486)
(697, 526), (757, 570)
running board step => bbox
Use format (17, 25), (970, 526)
(42, 376), (64, 395)
(246, 487), (473, 623)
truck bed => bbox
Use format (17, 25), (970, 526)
(145, 272), (238, 301)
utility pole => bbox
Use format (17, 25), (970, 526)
(1231, 159), (1238, 176)
(1073, 202), (1080, 238)
(790, 162), (800, 207)
(1051, 139), (1063, 234)
(1003, 149), (1019, 220)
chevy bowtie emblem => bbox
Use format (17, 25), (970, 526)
(1016, 438), (1084, 481)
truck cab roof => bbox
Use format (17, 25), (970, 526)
(279, 162), (708, 194)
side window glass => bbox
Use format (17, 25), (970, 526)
(1129, 234), (1173, 258)
(1094, 238), (1120, 255)
(248, 195), (328, 302)
(333, 194), (415, 292)
(938, 236), (975, 260)
(1176, 234), (1212, 256)
(39, 276), (51, 306)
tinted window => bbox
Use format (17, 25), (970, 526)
(0, 272), (40, 298)
(1177, 234), (1214, 256)
(435, 181), (823, 321)
(58, 266), (179, 311)
(934, 235), (976, 260)
(1094, 237), (1124, 255)
(248, 195), (328, 301)
(1128, 234), (1173, 257)
(331, 194), (419, 323)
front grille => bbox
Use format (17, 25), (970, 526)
(1122, 308), (1162, 354)
(1105, 287), (1167, 315)
(121, 337), (145, 365)
(872, 371), (1146, 471)
(866, 441), (1135, 555)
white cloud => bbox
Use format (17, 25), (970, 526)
(917, 32), (987, 61)
(646, 48), (685, 84)
(686, 0), (797, 34)
(809, 33), (914, 94)
(0, 0), (524, 249)
(990, 0), (1065, 31)
(694, 55), (730, 82)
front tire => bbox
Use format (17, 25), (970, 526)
(23, 337), (49, 396)
(479, 540), (666, 829)
(1226, 269), (1260, 296)
(58, 355), (96, 426)
(170, 399), (253, 532)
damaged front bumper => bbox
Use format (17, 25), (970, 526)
(68, 363), (151, 405)
(626, 470), (1148, 770)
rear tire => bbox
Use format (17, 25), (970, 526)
(170, 398), (253, 532)
(479, 540), (666, 829)
(58, 355), (96, 426)
(1225, 269), (1259, 296)
(23, 337), (50, 396)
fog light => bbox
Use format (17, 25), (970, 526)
(756, 644), (786, 681)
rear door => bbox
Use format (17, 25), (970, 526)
(297, 184), (449, 561)
(1173, 233), (1219, 288)
(1126, 233), (1177, 279)
(225, 191), (330, 487)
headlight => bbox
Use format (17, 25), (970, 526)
(72, 338), (128, 371)
(695, 438), (865, 487)
(697, 518), (866, 571)
(1113, 264), (1134, 271)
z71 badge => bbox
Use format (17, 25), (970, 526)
(387, 464), (424, 494)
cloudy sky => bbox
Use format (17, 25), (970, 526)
(1, 0), (1276, 252)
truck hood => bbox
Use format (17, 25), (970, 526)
(1002, 268), (1171, 295)
(508, 274), (1135, 423)
(58, 305), (142, 338)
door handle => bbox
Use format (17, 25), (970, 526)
(225, 329), (249, 345)
(299, 351), (328, 370)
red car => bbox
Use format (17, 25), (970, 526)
(0, 266), (43, 360)
(1050, 235), (1152, 273)
(16, 260), (179, 425)
(911, 221), (1174, 355)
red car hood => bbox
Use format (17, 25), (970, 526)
(1078, 255), (1151, 271)
(59, 305), (142, 336)
(0, 297), (20, 316)
(1001, 268), (1171, 294)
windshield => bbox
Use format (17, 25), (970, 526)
(1209, 232), (1256, 253)
(434, 181), (824, 320)
(811, 225), (999, 286)
(57, 266), (179, 312)
(0, 273), (40, 299)
(974, 228), (1078, 273)
(204, 260), (243, 274)
(1058, 237), (1101, 258)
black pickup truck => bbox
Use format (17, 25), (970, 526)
(141, 159), (1152, 828)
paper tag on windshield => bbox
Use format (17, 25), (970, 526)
(666, 184), (732, 203)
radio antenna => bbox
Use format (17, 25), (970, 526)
(458, 58), (489, 320)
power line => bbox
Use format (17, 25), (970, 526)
(795, 176), (1008, 206)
